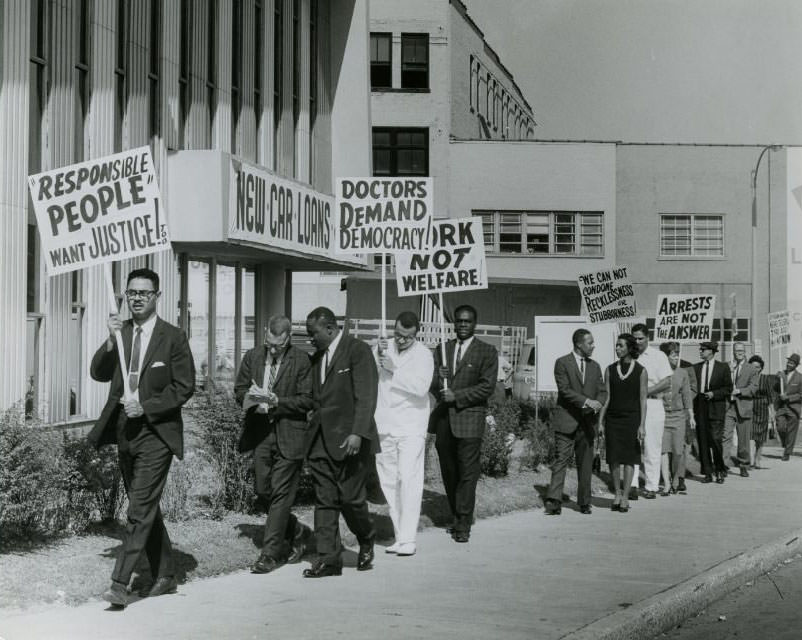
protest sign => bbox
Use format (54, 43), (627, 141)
(654, 294), (716, 342)
(768, 310), (791, 348)
(335, 177), (433, 254)
(577, 265), (636, 323)
(27, 147), (168, 276)
(395, 217), (487, 297)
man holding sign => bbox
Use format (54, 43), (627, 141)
(88, 269), (195, 607)
(429, 305), (498, 543)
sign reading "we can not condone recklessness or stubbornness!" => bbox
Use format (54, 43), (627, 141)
(335, 178), (433, 254)
(578, 265), (637, 323)
(395, 217), (487, 296)
(654, 294), (716, 342)
(27, 147), (168, 275)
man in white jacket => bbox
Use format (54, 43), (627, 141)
(373, 311), (435, 557)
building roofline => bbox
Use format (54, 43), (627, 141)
(450, 136), (800, 148)
(450, 0), (534, 116)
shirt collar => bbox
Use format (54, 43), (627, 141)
(326, 330), (343, 359)
(457, 336), (474, 349)
(133, 313), (158, 338)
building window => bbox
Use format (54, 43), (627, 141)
(149, 0), (161, 150)
(372, 128), (428, 176)
(292, 0), (300, 130)
(115, 0), (129, 151)
(75, 0), (90, 160)
(273, 0), (283, 169)
(309, 0), (318, 183)
(400, 33), (428, 89)
(660, 214), (724, 257)
(207, 0), (217, 145)
(179, 0), (192, 147)
(254, 1), (263, 134)
(476, 210), (604, 256)
(370, 33), (391, 89)
(468, 55), (475, 111)
(231, 0), (241, 152)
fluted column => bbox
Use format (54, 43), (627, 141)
(294, 0), (310, 182)
(237, 0), (256, 160)
(0, 0), (31, 409)
(258, 0), (275, 168)
(212, 0), (232, 153)
(276, 0), (294, 177)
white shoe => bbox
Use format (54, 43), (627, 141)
(396, 543), (416, 556)
(385, 543), (399, 554)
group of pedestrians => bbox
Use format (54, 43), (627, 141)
(89, 268), (499, 607)
(545, 323), (802, 516)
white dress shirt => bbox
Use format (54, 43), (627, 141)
(572, 350), (587, 384)
(452, 336), (474, 372)
(638, 346), (673, 392)
(374, 340), (434, 437)
(321, 330), (343, 384)
(130, 313), (158, 403)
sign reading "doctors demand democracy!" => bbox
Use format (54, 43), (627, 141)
(335, 177), (433, 254)
(578, 265), (637, 323)
(395, 217), (487, 296)
(28, 147), (168, 275)
(654, 294), (716, 342)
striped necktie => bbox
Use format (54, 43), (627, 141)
(129, 327), (142, 392)
(266, 356), (279, 392)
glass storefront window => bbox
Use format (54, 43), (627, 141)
(242, 268), (256, 358)
(215, 265), (238, 390)
(187, 260), (210, 391)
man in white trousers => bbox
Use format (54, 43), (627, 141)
(629, 323), (673, 500)
(373, 311), (434, 557)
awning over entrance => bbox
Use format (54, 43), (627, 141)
(166, 150), (369, 270)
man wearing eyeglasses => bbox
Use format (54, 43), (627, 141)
(234, 315), (314, 575)
(373, 311), (434, 557)
(88, 268), (195, 608)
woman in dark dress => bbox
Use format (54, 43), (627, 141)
(748, 355), (776, 469)
(599, 334), (648, 512)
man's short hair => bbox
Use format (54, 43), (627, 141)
(454, 304), (477, 322)
(631, 323), (649, 337)
(572, 328), (591, 347)
(307, 306), (338, 328)
(748, 355), (764, 367)
(127, 268), (159, 291)
(395, 310), (420, 332)
(267, 315), (291, 337)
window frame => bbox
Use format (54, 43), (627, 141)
(370, 32), (392, 90)
(400, 33), (429, 90)
(659, 213), (725, 259)
(372, 127), (429, 177)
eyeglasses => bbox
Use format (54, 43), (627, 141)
(394, 333), (416, 343)
(125, 289), (157, 300)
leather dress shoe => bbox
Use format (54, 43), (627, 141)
(251, 554), (282, 574)
(715, 473), (725, 484)
(102, 582), (129, 607)
(782, 455), (790, 461)
(677, 479), (687, 493)
(453, 531), (470, 543)
(303, 563), (342, 578)
(357, 543), (374, 571)
(702, 474), (713, 484)
(611, 502), (621, 512)
(721, 467), (729, 478)
(544, 502), (562, 515)
(579, 505), (592, 515)
(740, 466), (749, 478)
(628, 488), (640, 501)
(643, 490), (657, 499)
(146, 576), (178, 597)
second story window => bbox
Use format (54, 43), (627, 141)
(401, 33), (428, 89)
(370, 33), (391, 89)
(660, 214), (724, 257)
(372, 128), (428, 176)
(476, 211), (604, 256)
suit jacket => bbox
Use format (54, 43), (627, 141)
(664, 366), (693, 413)
(774, 369), (802, 418)
(551, 353), (606, 436)
(693, 359), (732, 422)
(729, 360), (759, 418)
(87, 317), (196, 459)
(234, 344), (314, 459)
(309, 334), (379, 461)
(429, 337), (498, 439)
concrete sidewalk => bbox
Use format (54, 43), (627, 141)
(2, 445), (801, 640)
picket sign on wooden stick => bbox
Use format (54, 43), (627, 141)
(103, 263), (131, 401)
(439, 292), (448, 391)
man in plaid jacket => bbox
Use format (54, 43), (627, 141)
(429, 304), (498, 543)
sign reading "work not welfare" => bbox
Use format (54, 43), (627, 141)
(654, 294), (716, 342)
(335, 178), (433, 254)
(27, 147), (167, 275)
(395, 217), (487, 296)
(228, 158), (334, 260)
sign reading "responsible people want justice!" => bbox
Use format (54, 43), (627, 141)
(395, 217), (487, 296)
(577, 265), (637, 323)
(654, 294), (716, 342)
(27, 147), (168, 275)
(335, 177), (433, 254)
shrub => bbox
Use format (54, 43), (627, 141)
(480, 415), (514, 477)
(519, 394), (557, 471)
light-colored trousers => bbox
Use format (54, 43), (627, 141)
(375, 432), (426, 545)
(631, 399), (666, 492)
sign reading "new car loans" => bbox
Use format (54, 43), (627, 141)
(229, 158), (337, 260)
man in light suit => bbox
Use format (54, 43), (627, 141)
(234, 315), (313, 574)
(775, 353), (802, 461)
(88, 268), (195, 607)
(693, 341), (733, 483)
(429, 304), (498, 542)
(303, 307), (379, 577)
(546, 329), (607, 515)
(724, 342), (759, 477)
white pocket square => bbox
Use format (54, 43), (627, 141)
(151, 361), (166, 368)
(337, 368), (350, 374)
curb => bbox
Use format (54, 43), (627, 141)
(560, 527), (802, 640)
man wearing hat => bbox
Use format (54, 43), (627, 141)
(774, 353), (802, 461)
(692, 341), (733, 483)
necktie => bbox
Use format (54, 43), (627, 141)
(704, 361), (710, 393)
(266, 356), (279, 392)
(455, 341), (463, 371)
(734, 362), (740, 383)
(580, 357), (586, 383)
(129, 327), (142, 392)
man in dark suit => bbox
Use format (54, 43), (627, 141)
(88, 268), (195, 607)
(775, 353), (802, 461)
(234, 315), (313, 575)
(693, 341), (732, 483)
(303, 307), (379, 577)
(545, 328), (606, 515)
(725, 342), (759, 477)
(430, 304), (498, 542)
